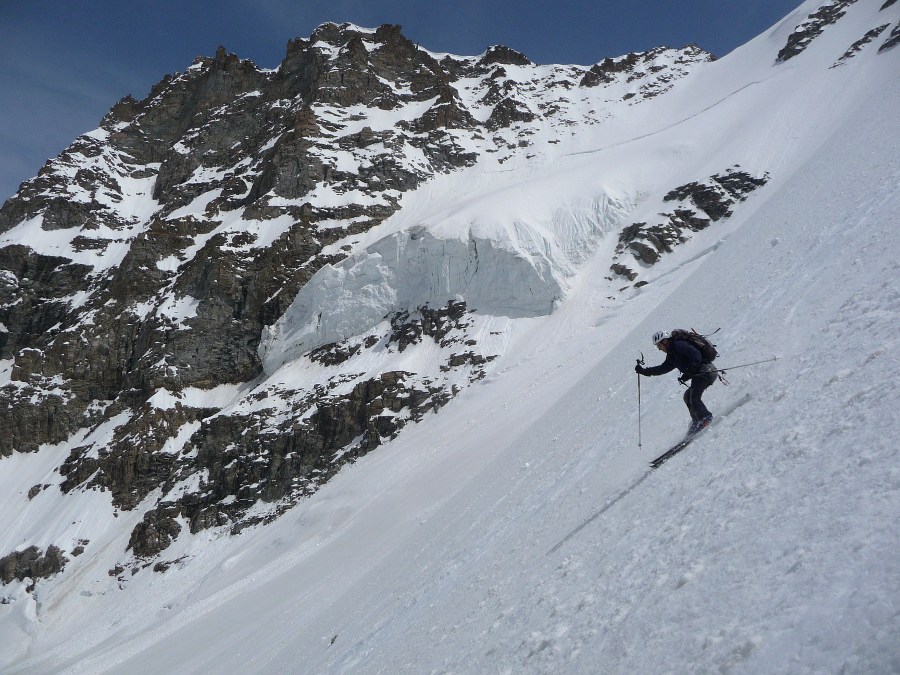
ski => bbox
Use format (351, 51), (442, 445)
(649, 393), (752, 469)
(650, 437), (694, 468)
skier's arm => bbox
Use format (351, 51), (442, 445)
(638, 356), (675, 377)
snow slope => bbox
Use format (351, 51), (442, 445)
(2, 1), (899, 672)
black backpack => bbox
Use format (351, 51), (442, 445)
(671, 328), (718, 363)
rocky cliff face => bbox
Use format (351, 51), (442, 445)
(0, 22), (719, 572)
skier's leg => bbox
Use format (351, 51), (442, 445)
(683, 388), (696, 419)
(689, 375), (713, 419)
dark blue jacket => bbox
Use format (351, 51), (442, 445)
(642, 339), (703, 377)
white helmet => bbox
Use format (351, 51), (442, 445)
(652, 330), (670, 345)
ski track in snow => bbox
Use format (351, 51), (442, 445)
(2, 1), (900, 672)
(563, 77), (773, 159)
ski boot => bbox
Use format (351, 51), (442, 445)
(687, 415), (713, 436)
(694, 414), (713, 433)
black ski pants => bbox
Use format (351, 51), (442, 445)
(683, 366), (717, 420)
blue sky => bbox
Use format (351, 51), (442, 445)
(0, 1), (803, 204)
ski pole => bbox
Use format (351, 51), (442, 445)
(636, 352), (645, 449)
(711, 356), (778, 374)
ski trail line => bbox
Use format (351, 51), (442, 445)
(563, 78), (772, 159)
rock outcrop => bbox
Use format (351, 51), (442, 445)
(611, 168), (769, 280)
(879, 22), (900, 51)
(776, 0), (861, 63)
(0, 546), (68, 590)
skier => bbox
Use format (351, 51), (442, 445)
(635, 330), (717, 434)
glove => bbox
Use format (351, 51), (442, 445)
(678, 374), (691, 385)
(635, 364), (648, 375)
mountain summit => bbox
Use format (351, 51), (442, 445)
(1, 1), (898, 671)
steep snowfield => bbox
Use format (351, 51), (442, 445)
(2, 1), (899, 672)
